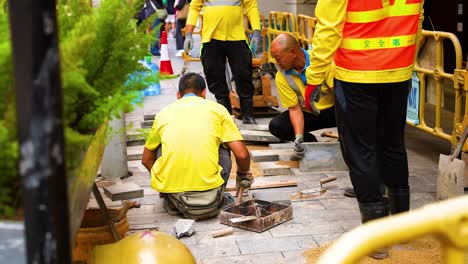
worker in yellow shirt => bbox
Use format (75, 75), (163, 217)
(305, 0), (424, 259)
(142, 73), (253, 221)
(183, 0), (261, 124)
(269, 33), (336, 159)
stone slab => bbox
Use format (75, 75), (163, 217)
(202, 252), (285, 264)
(236, 123), (269, 131)
(144, 113), (156, 120)
(141, 120), (153, 128)
(299, 142), (348, 172)
(269, 143), (294, 149)
(127, 145), (144, 161)
(259, 161), (294, 176)
(103, 182), (144, 201)
(249, 149), (296, 162)
(240, 130), (280, 143)
(236, 235), (317, 254)
(0, 221), (25, 264)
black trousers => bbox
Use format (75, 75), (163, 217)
(201, 40), (254, 101)
(175, 18), (186, 50)
(268, 107), (336, 142)
(334, 79), (410, 204)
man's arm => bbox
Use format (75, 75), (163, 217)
(226, 140), (250, 172)
(289, 103), (304, 137)
(142, 147), (157, 173)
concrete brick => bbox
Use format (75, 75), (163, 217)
(127, 145), (143, 161)
(299, 142), (348, 171)
(281, 250), (307, 264)
(259, 162), (292, 176)
(240, 130), (281, 143)
(140, 120), (153, 128)
(236, 123), (269, 131)
(269, 222), (343, 238)
(201, 252), (285, 264)
(103, 182), (144, 201)
(269, 143), (293, 149)
(237, 235), (317, 254)
(188, 241), (240, 260)
(313, 232), (344, 246)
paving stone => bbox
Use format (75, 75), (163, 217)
(281, 250), (307, 264)
(269, 222), (343, 238)
(249, 149), (296, 162)
(313, 232), (345, 246)
(188, 241), (240, 261)
(103, 182), (144, 201)
(236, 123), (269, 131)
(269, 143), (293, 149)
(299, 142), (348, 171)
(196, 227), (272, 244)
(192, 217), (229, 232)
(240, 130), (281, 143)
(127, 145), (143, 160)
(126, 212), (181, 225)
(140, 120), (153, 128)
(319, 198), (359, 210)
(201, 252), (285, 264)
(144, 113), (156, 120)
(236, 235), (317, 254)
(259, 161), (292, 176)
(142, 187), (158, 196)
(410, 192), (436, 209)
(296, 208), (360, 224)
(339, 219), (361, 232)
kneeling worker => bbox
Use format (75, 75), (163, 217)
(268, 33), (336, 159)
(142, 73), (253, 221)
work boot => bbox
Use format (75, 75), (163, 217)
(343, 187), (356, 198)
(388, 187), (410, 215)
(216, 97), (232, 115)
(240, 98), (257, 124)
(359, 200), (390, 259)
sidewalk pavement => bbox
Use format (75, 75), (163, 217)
(119, 33), (451, 263)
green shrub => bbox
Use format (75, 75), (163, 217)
(0, 0), (159, 218)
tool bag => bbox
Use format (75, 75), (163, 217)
(165, 185), (225, 221)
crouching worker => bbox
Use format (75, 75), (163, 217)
(268, 33), (336, 159)
(142, 73), (253, 221)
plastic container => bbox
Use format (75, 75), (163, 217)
(142, 56), (161, 96)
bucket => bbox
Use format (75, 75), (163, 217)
(72, 208), (129, 264)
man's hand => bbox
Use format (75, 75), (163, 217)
(305, 84), (321, 115)
(249, 30), (262, 56)
(235, 170), (253, 204)
(293, 135), (305, 159)
(184, 32), (193, 53)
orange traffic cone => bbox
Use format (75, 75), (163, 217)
(159, 31), (174, 75)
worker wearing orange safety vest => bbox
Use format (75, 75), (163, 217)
(183, 0), (261, 124)
(305, 0), (424, 259)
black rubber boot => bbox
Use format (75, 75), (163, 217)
(216, 97), (232, 115)
(240, 98), (257, 124)
(359, 200), (390, 259)
(388, 187), (409, 215)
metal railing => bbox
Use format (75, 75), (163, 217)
(318, 195), (468, 263)
(412, 30), (468, 147)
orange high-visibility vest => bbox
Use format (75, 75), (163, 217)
(334, 0), (423, 76)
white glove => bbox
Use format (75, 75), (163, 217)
(184, 32), (193, 53)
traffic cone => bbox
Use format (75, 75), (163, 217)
(159, 31), (174, 75)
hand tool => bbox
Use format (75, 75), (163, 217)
(437, 124), (468, 199)
(211, 227), (234, 238)
(300, 175), (337, 195)
(320, 131), (339, 139)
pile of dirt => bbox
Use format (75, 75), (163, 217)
(304, 237), (447, 264)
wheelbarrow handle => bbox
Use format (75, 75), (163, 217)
(450, 125), (468, 161)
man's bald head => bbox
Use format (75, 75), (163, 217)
(270, 33), (304, 71)
(271, 33), (300, 52)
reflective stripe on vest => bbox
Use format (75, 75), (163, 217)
(275, 65), (306, 108)
(204, 0), (241, 6)
(334, 0), (422, 72)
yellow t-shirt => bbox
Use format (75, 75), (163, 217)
(144, 96), (243, 193)
(276, 65), (335, 111)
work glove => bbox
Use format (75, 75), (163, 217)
(305, 84), (321, 115)
(249, 30), (262, 56)
(293, 135), (305, 160)
(236, 170), (254, 192)
(184, 32), (193, 54)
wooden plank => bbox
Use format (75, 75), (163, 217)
(225, 180), (297, 192)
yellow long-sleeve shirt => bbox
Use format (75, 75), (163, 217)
(186, 0), (261, 43)
(306, 0), (424, 85)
